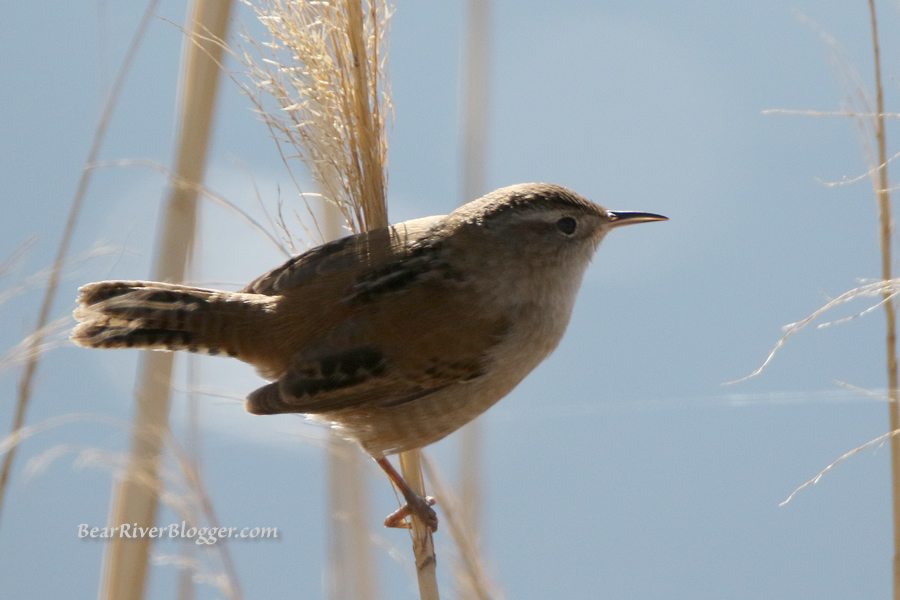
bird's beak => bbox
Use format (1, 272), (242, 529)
(607, 211), (668, 228)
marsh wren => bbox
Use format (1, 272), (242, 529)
(72, 182), (666, 531)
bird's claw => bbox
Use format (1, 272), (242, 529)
(383, 495), (438, 531)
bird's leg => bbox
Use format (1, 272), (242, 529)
(375, 457), (439, 532)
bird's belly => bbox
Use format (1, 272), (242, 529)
(312, 321), (565, 457)
(311, 375), (517, 457)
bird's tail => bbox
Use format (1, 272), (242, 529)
(72, 280), (278, 359)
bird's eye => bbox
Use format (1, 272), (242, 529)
(556, 217), (577, 235)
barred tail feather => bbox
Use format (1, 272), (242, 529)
(71, 280), (277, 358)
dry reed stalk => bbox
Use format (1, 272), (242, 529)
(177, 352), (203, 600)
(0, 238), (37, 283)
(787, 427), (900, 497)
(89, 158), (290, 254)
(399, 451), (439, 599)
(323, 199), (377, 600)
(748, 7), (900, 596)
(422, 456), (498, 600)
(101, 2), (234, 598)
(237, 0), (390, 232)
(0, 406), (241, 597)
(240, 1), (439, 597)
(0, 319), (73, 374)
(730, 279), (900, 384)
(327, 434), (377, 599)
(456, 0), (492, 597)
(169, 431), (243, 599)
(864, 3), (900, 597)
(0, 0), (163, 531)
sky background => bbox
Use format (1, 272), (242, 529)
(1, 0), (899, 598)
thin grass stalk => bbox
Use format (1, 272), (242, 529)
(422, 456), (496, 600)
(0, 408), (241, 596)
(241, 2), (438, 596)
(344, 0), (436, 590)
(242, 1), (437, 594)
(101, 2), (233, 598)
(753, 18), (900, 593)
(176, 355), (203, 600)
(324, 198), (377, 600)
(343, 0), (386, 226)
(457, 0), (491, 597)
(0, 0), (163, 531)
(457, 422), (482, 590)
(237, 0), (391, 232)
(89, 158), (290, 253)
(327, 434), (377, 600)
(865, 3), (900, 597)
(399, 451), (439, 600)
(172, 434), (243, 599)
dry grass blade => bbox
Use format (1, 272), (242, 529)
(781, 426), (900, 506)
(321, 196), (377, 599)
(102, 2), (234, 599)
(457, 0), (492, 596)
(240, 3), (440, 597)
(327, 434), (377, 598)
(763, 109), (900, 118)
(0, 243), (119, 318)
(398, 451), (439, 599)
(0, 318), (73, 374)
(758, 8), (900, 595)
(0, 0), (163, 531)
(237, 0), (391, 235)
(0, 413), (128, 457)
(863, 3), (900, 595)
(422, 455), (499, 600)
(89, 158), (292, 257)
(8, 418), (242, 599)
(0, 237), (38, 282)
(728, 279), (900, 384)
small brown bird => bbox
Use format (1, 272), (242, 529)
(72, 183), (666, 531)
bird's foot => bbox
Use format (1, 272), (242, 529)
(383, 494), (438, 531)
(375, 456), (439, 532)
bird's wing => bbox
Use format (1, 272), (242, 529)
(242, 216), (445, 296)
(235, 216), (450, 377)
(245, 272), (510, 414)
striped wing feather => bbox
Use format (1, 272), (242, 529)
(242, 219), (509, 414)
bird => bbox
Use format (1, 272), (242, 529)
(72, 182), (666, 531)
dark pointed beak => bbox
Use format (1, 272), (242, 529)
(607, 211), (668, 228)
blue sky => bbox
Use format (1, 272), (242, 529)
(1, 1), (898, 598)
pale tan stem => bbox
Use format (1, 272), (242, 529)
(866, 2), (900, 598)
(101, 2), (233, 599)
(422, 456), (494, 600)
(345, 0), (387, 230)
(457, 0), (491, 595)
(324, 200), (377, 600)
(398, 451), (440, 600)
(0, 0), (163, 532)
